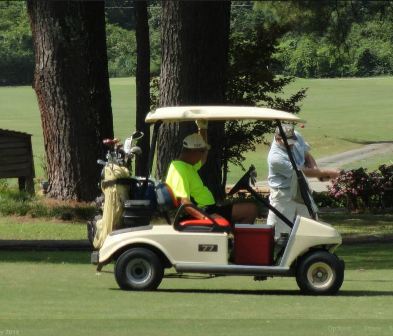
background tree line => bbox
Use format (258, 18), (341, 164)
(2, 1), (393, 86)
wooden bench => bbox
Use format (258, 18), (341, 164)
(0, 129), (35, 194)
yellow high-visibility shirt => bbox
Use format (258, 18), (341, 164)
(165, 160), (215, 207)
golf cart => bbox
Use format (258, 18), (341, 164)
(91, 106), (344, 295)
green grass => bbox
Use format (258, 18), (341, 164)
(320, 213), (393, 237)
(284, 77), (393, 157)
(1, 77), (393, 182)
(0, 244), (392, 335)
(343, 151), (393, 171)
(0, 216), (86, 240)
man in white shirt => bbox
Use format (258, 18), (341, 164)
(267, 124), (339, 239)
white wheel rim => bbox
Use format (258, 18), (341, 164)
(125, 258), (152, 285)
(306, 262), (335, 290)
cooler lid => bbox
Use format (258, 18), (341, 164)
(235, 224), (273, 229)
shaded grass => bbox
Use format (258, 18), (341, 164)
(320, 212), (393, 237)
(0, 250), (89, 264)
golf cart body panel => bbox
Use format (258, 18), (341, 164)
(145, 106), (304, 123)
(97, 225), (229, 265)
(279, 216), (342, 268)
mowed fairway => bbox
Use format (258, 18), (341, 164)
(0, 77), (392, 181)
(0, 244), (392, 336)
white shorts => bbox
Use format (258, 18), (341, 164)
(267, 187), (310, 240)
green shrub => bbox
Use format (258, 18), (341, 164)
(0, 187), (95, 221)
(0, 188), (32, 216)
(312, 191), (344, 209)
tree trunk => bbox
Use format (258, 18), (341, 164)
(134, 0), (151, 177)
(27, 0), (113, 201)
(157, 0), (230, 200)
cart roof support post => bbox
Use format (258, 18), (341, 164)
(144, 121), (162, 187)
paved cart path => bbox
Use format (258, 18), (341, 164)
(256, 142), (393, 192)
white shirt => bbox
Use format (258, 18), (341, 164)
(267, 131), (311, 189)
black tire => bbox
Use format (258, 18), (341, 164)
(296, 250), (345, 295)
(115, 248), (164, 291)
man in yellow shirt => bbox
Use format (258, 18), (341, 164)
(166, 121), (257, 223)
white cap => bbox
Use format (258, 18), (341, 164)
(182, 133), (207, 149)
(275, 124), (297, 145)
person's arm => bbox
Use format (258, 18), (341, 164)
(196, 120), (209, 165)
(302, 167), (340, 179)
(179, 198), (207, 219)
(304, 152), (340, 181)
(299, 132), (334, 180)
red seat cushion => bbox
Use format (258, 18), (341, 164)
(179, 216), (230, 228)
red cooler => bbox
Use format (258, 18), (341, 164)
(234, 224), (274, 265)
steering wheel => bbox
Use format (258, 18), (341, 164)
(227, 165), (257, 196)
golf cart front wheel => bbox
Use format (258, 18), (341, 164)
(115, 248), (164, 291)
(296, 250), (344, 295)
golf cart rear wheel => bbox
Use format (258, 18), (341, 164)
(115, 248), (164, 291)
(296, 250), (344, 295)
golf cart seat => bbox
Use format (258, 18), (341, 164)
(157, 183), (231, 232)
(178, 216), (231, 232)
(174, 203), (231, 233)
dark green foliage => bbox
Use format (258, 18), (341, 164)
(106, 4), (161, 78)
(0, 2), (34, 85)
(268, 1), (393, 77)
(312, 191), (343, 209)
(0, 2), (161, 84)
(106, 23), (136, 77)
(105, 0), (135, 30)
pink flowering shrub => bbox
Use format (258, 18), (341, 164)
(328, 164), (393, 211)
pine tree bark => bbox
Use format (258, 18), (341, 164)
(27, 0), (113, 201)
(135, 0), (150, 177)
(157, 0), (230, 199)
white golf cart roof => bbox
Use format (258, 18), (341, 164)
(145, 106), (303, 123)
